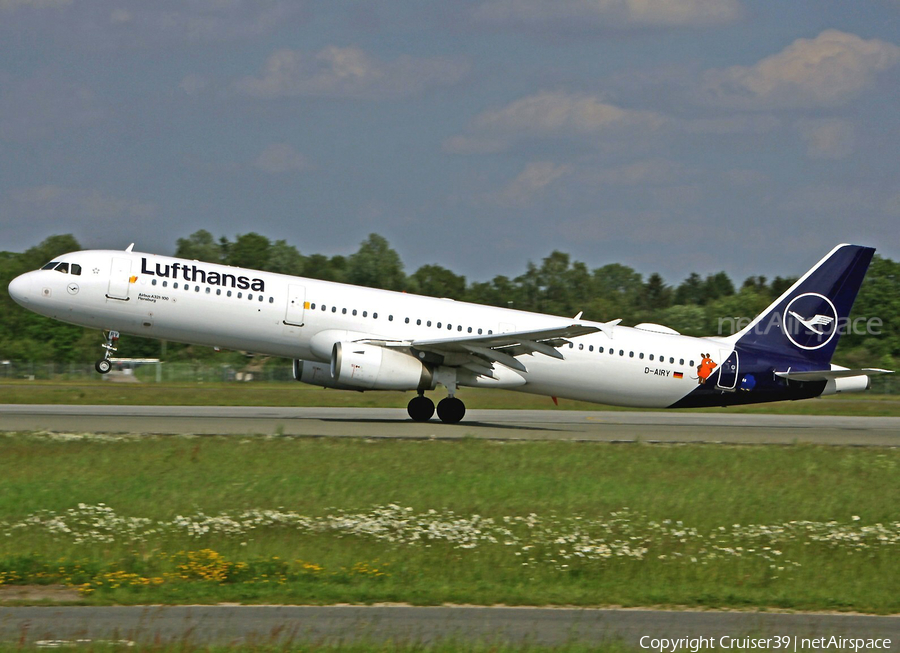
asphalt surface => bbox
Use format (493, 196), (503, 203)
(0, 605), (898, 648)
(1, 404), (899, 445)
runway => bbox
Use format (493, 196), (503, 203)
(1, 605), (898, 648)
(1, 404), (899, 445)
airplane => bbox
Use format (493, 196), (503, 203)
(6, 242), (892, 423)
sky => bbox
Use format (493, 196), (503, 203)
(1, 0), (899, 286)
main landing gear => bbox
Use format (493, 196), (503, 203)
(95, 330), (119, 374)
(406, 393), (466, 424)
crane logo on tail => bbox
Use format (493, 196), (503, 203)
(782, 292), (838, 351)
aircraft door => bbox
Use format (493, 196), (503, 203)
(284, 284), (306, 326)
(716, 349), (739, 391)
(107, 257), (132, 300)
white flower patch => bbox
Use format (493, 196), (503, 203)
(4, 504), (898, 574)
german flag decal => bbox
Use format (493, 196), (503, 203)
(673, 371), (684, 379)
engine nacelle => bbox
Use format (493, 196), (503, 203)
(331, 342), (433, 391)
(293, 359), (362, 391)
(822, 374), (871, 395)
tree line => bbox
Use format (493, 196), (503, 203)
(1, 231), (897, 372)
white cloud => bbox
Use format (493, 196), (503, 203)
(447, 91), (666, 153)
(702, 30), (900, 109)
(587, 159), (693, 186)
(681, 114), (780, 135)
(796, 119), (855, 160)
(472, 0), (742, 30)
(476, 91), (665, 133)
(488, 161), (570, 207)
(114, 1), (302, 43)
(253, 143), (312, 174)
(235, 46), (468, 100)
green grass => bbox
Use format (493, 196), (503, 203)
(0, 434), (896, 613)
(0, 644), (637, 653)
(2, 380), (900, 415)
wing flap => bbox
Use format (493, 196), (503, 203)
(410, 323), (601, 351)
(373, 320), (620, 374)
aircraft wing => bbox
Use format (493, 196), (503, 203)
(370, 321), (619, 375)
(775, 368), (893, 382)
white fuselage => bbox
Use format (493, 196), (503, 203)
(9, 249), (736, 408)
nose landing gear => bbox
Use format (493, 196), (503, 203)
(95, 330), (119, 374)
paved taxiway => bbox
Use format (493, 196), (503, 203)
(1, 605), (898, 648)
(1, 404), (899, 445)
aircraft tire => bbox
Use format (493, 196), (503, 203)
(95, 359), (112, 374)
(437, 397), (466, 424)
(407, 395), (435, 422)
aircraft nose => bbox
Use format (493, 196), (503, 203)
(8, 273), (31, 305)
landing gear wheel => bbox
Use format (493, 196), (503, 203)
(95, 330), (120, 375)
(407, 395), (435, 422)
(437, 397), (466, 424)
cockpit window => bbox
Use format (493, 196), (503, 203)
(40, 260), (81, 275)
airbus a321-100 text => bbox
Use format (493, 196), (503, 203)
(7, 243), (892, 423)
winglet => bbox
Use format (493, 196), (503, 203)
(596, 319), (622, 339)
(125, 243), (135, 253)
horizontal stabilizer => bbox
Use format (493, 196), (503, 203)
(775, 368), (893, 382)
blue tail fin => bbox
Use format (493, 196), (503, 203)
(730, 244), (875, 366)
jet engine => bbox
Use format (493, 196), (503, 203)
(331, 342), (433, 391)
(293, 359), (362, 391)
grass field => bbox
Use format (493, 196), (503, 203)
(0, 644), (636, 653)
(2, 379), (900, 415)
(0, 433), (896, 613)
